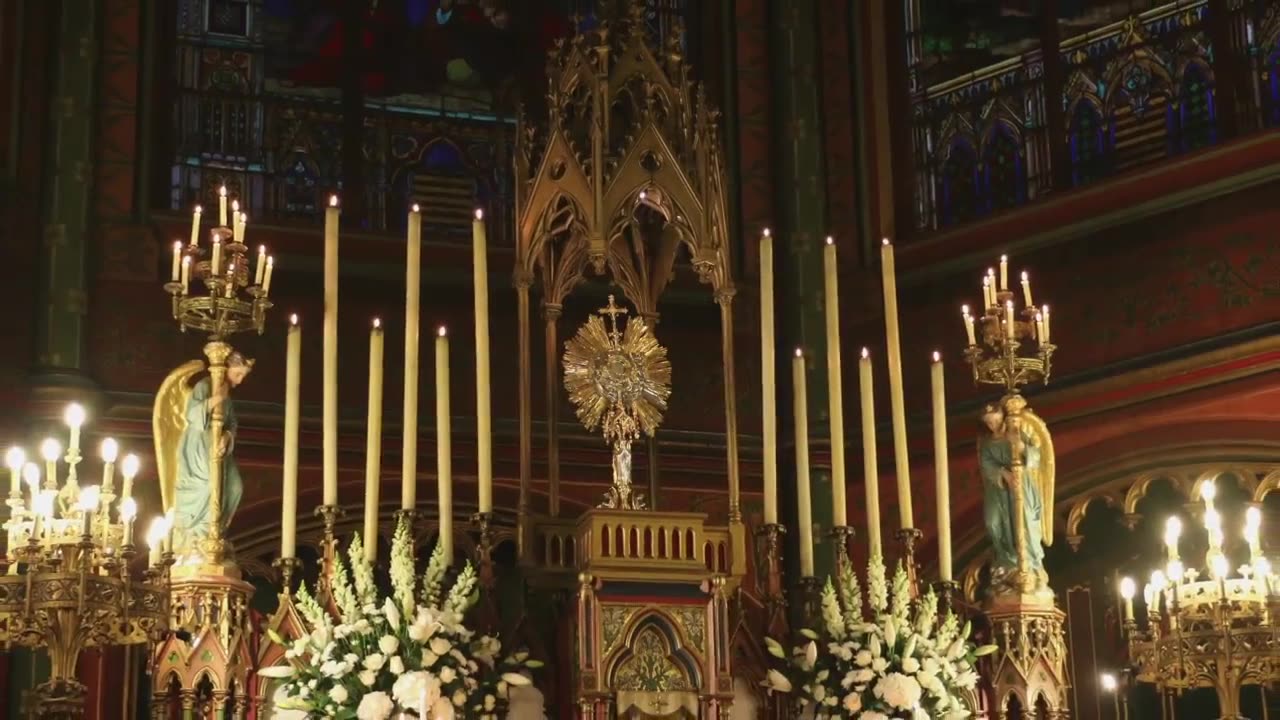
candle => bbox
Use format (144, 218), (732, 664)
(1035, 312), (1044, 344)
(218, 186), (228, 227)
(238, 212), (248, 245)
(211, 237), (222, 276)
(792, 349), (814, 577)
(171, 241), (182, 282)
(1120, 576), (1135, 621)
(190, 206), (202, 246)
(281, 316), (301, 559)
(40, 438), (60, 489)
(119, 497), (137, 547)
(120, 454), (139, 502)
(759, 229), (778, 525)
(1020, 271), (1033, 306)
(880, 239), (913, 530)
(473, 209), (492, 514)
(255, 245), (267, 286)
(323, 195), (339, 506)
(364, 319), (385, 562)
(147, 518), (165, 567)
(231, 201), (242, 243)
(181, 256), (191, 294)
(1246, 506), (1262, 561)
(962, 305), (976, 346)
(65, 403), (85, 456)
(225, 260), (236, 298)
(1005, 301), (1015, 340)
(436, 327), (453, 565)
(982, 276), (993, 309)
(986, 268), (996, 302)
(930, 353), (952, 581)
(262, 257), (275, 296)
(822, 237), (847, 527)
(999, 254), (1008, 291)
(100, 438), (118, 496)
(403, 205), (422, 511)
(5, 447), (23, 497)
(1041, 305), (1051, 343)
(1164, 516), (1181, 562)
(859, 349), (882, 558)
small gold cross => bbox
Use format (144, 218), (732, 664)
(598, 294), (629, 342)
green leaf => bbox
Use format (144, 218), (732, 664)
(525, 659), (545, 669)
(798, 628), (818, 640)
(765, 637), (786, 659)
(974, 644), (999, 657)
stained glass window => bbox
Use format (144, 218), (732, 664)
(1068, 100), (1108, 186)
(1175, 64), (1215, 152)
(937, 140), (978, 226)
(983, 127), (1022, 212)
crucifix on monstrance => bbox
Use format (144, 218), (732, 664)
(563, 295), (672, 510)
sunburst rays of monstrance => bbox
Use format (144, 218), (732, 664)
(563, 295), (671, 509)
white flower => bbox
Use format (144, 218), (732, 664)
(955, 669), (979, 689)
(359, 670), (377, 687)
(843, 692), (862, 713)
(858, 711), (890, 720)
(440, 666), (457, 683)
(871, 657), (888, 673)
(874, 672), (923, 710)
(812, 685), (826, 702)
(422, 650), (439, 667)
(393, 671), (442, 714)
(379, 635), (400, 656)
(320, 659), (347, 677)
(801, 641), (818, 671)
(484, 694), (497, 710)
(429, 637), (453, 656)
(852, 668), (875, 684)
(764, 669), (793, 692)
(855, 650), (873, 667)
(363, 653), (386, 672)
(383, 597), (401, 629)
(257, 665), (294, 679)
(330, 685), (349, 704)
(431, 696), (456, 720)
(902, 657), (921, 674)
(452, 689), (467, 707)
(389, 656), (406, 675)
(355, 691), (395, 720)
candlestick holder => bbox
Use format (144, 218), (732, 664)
(755, 524), (788, 634)
(472, 511), (499, 632)
(273, 556), (302, 595)
(314, 504), (344, 601)
(962, 284), (1055, 394)
(393, 508), (419, 536)
(895, 527), (923, 597)
(935, 580), (960, 615)
(829, 525), (855, 567)
(797, 575), (821, 626)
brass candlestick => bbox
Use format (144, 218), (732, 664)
(472, 512), (499, 632)
(896, 527), (923, 597)
(273, 556), (302, 596)
(830, 525), (855, 567)
(314, 504), (344, 602)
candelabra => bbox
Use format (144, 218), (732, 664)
(162, 190), (276, 568)
(1120, 481), (1280, 720)
(961, 257), (1055, 393)
(0, 404), (171, 718)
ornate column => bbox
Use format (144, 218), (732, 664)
(543, 302), (562, 517)
(769, 0), (834, 587)
(516, 271), (533, 557)
(33, 0), (101, 401)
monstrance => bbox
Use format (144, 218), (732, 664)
(563, 295), (671, 510)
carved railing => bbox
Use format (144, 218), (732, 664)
(909, 0), (1276, 231)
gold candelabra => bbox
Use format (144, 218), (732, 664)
(961, 256), (1055, 393)
(162, 189), (276, 568)
(0, 404), (171, 718)
(1120, 480), (1280, 720)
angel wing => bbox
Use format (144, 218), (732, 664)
(1020, 409), (1057, 547)
(153, 360), (206, 512)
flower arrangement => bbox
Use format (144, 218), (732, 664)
(764, 555), (995, 720)
(260, 519), (539, 720)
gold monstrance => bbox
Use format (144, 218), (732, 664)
(563, 295), (671, 510)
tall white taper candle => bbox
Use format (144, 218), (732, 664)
(436, 327), (453, 565)
(880, 239), (914, 529)
(793, 349), (815, 577)
(931, 352), (952, 581)
(281, 315), (301, 559)
(473, 210), (493, 513)
(364, 319), (385, 562)
(403, 205), (422, 510)
(759, 229), (778, 525)
(859, 349), (882, 558)
(823, 237), (847, 527)
(322, 195), (340, 506)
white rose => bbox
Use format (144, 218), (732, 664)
(393, 670), (443, 714)
(363, 653), (386, 672)
(902, 657), (921, 674)
(429, 637), (453, 656)
(355, 691), (395, 720)
(842, 692), (862, 713)
(359, 670), (377, 687)
(330, 685), (349, 704)
(379, 636), (400, 656)
(389, 656), (406, 675)
(874, 672), (923, 711)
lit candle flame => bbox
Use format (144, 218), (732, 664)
(762, 227), (771, 237)
(373, 318), (382, 329)
(932, 351), (941, 362)
(861, 347), (869, 359)
(826, 235), (834, 245)
(289, 313), (299, 326)
(438, 326), (447, 337)
(412, 203), (420, 213)
(474, 208), (484, 220)
(329, 195), (339, 207)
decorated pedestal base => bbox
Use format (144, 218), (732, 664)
(984, 593), (1070, 720)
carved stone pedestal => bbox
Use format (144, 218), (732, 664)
(985, 594), (1070, 720)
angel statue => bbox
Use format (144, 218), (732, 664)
(153, 352), (254, 559)
(979, 400), (1055, 595)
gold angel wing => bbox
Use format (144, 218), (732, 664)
(1021, 409), (1057, 546)
(153, 360), (206, 512)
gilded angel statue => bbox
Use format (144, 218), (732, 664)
(978, 400), (1056, 594)
(153, 353), (254, 556)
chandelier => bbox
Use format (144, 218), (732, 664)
(1119, 480), (1279, 720)
(0, 403), (171, 718)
